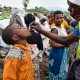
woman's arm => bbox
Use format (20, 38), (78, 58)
(49, 39), (64, 48)
(30, 22), (79, 45)
(65, 25), (72, 34)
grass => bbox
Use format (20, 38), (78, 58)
(0, 15), (10, 20)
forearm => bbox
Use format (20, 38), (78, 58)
(50, 43), (64, 48)
(50, 40), (64, 48)
(30, 22), (79, 45)
(65, 25), (72, 34)
(38, 29), (79, 45)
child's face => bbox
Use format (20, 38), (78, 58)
(54, 14), (63, 26)
(12, 23), (31, 39)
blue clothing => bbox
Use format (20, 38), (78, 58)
(72, 27), (79, 36)
(49, 47), (70, 80)
(49, 24), (70, 80)
(49, 48), (64, 75)
(59, 47), (70, 80)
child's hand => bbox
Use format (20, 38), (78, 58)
(29, 22), (43, 32)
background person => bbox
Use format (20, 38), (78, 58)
(49, 10), (69, 80)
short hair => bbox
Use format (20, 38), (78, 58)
(2, 24), (14, 45)
(54, 10), (63, 18)
(24, 13), (35, 27)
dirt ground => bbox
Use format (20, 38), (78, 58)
(0, 59), (4, 80)
(40, 53), (49, 80)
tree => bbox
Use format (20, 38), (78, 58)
(23, 0), (29, 11)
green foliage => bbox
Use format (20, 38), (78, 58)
(26, 7), (52, 14)
(0, 15), (10, 20)
(25, 7), (69, 14)
(23, 0), (29, 11)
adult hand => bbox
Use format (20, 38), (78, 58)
(29, 21), (43, 32)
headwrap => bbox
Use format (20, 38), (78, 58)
(69, 0), (80, 6)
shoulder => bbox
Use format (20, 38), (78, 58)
(5, 47), (25, 60)
(50, 23), (55, 29)
(62, 20), (68, 25)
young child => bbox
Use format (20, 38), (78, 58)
(2, 23), (34, 80)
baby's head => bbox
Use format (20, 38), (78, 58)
(2, 23), (31, 45)
(24, 13), (35, 27)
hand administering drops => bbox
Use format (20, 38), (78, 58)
(29, 21), (43, 32)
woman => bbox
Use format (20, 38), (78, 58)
(49, 10), (69, 80)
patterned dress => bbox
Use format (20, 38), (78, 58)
(28, 44), (42, 80)
(49, 26), (70, 80)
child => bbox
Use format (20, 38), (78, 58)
(2, 23), (34, 80)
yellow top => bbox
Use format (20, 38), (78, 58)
(50, 20), (68, 29)
(3, 43), (34, 80)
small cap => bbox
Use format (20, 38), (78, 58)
(69, 0), (80, 6)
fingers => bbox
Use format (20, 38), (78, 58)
(29, 21), (36, 30)
(29, 21), (39, 30)
(29, 21), (39, 26)
(29, 21), (35, 26)
(29, 21), (42, 32)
